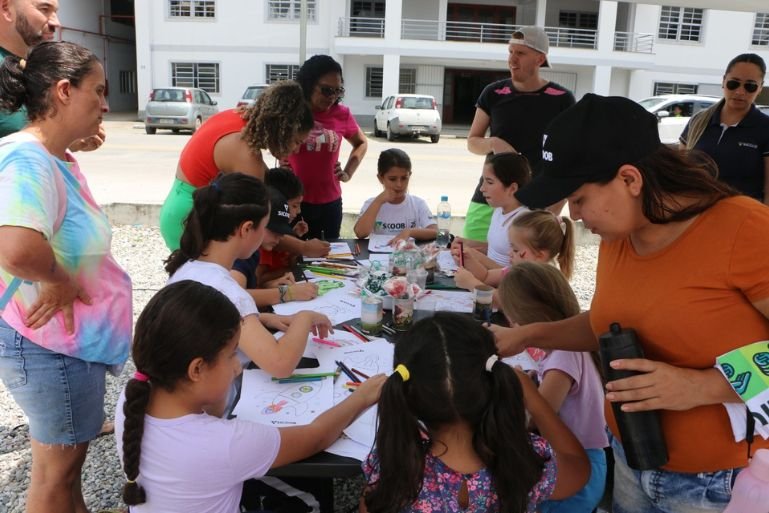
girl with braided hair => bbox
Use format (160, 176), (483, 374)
(116, 280), (385, 512)
(362, 313), (588, 513)
(159, 80), (314, 250)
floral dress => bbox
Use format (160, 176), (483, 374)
(363, 433), (556, 513)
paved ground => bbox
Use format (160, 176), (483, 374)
(80, 114), (483, 221)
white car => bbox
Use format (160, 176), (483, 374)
(374, 94), (442, 143)
(637, 94), (719, 145)
(236, 84), (269, 108)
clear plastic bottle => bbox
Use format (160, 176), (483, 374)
(436, 196), (451, 248)
(724, 448), (769, 513)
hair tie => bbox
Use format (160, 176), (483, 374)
(18, 58), (26, 71)
(485, 354), (499, 372)
(559, 219), (567, 235)
(126, 479), (136, 484)
(394, 364), (410, 382)
(134, 370), (150, 382)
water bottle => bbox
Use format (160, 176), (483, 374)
(599, 322), (669, 470)
(724, 449), (769, 513)
(436, 196), (451, 248)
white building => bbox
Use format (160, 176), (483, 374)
(134, 0), (769, 124)
(57, 0), (137, 113)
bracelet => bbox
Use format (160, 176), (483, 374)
(278, 285), (288, 303)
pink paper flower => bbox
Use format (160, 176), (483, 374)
(383, 276), (422, 299)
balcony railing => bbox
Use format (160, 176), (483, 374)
(337, 17), (385, 38)
(614, 32), (655, 53)
(337, 18), (656, 54)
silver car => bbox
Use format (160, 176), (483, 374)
(144, 87), (218, 134)
(236, 84), (269, 108)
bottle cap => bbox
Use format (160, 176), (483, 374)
(441, 195), (448, 201)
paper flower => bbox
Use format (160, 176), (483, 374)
(383, 276), (422, 299)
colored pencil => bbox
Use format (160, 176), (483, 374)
(271, 372), (335, 381)
(301, 269), (309, 282)
(276, 376), (324, 384)
(351, 368), (370, 380)
(459, 241), (465, 267)
(345, 381), (361, 387)
(347, 323), (371, 341)
(381, 324), (396, 336)
(335, 360), (361, 383)
(312, 337), (342, 348)
(342, 323), (369, 342)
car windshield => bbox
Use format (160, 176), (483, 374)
(638, 98), (668, 111)
(244, 87), (266, 100)
(400, 97), (433, 109)
(152, 89), (185, 102)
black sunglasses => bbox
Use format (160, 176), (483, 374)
(725, 79), (759, 93)
(318, 85), (345, 98)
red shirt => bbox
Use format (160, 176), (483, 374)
(178, 109), (246, 187)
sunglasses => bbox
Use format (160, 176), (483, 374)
(318, 85), (345, 98)
(725, 79), (759, 93)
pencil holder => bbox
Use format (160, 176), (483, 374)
(392, 297), (415, 331)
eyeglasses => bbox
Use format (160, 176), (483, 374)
(318, 85), (345, 98)
(725, 79), (759, 93)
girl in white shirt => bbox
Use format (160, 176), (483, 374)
(355, 148), (437, 245)
(116, 281), (384, 513)
(164, 172), (330, 378)
(452, 152), (531, 266)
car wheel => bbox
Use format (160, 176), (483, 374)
(172, 128), (180, 134)
(191, 117), (202, 134)
(373, 124), (382, 137)
(145, 126), (156, 135)
(430, 134), (440, 144)
(386, 123), (396, 142)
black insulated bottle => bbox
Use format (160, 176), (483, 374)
(599, 322), (669, 470)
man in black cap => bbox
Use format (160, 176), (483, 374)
(462, 26), (575, 243)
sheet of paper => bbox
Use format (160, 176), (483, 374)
(272, 282), (361, 325)
(232, 369), (334, 426)
(303, 241), (355, 262)
(300, 330), (367, 358)
(326, 434), (372, 461)
(416, 290), (474, 313)
(436, 250), (458, 272)
(501, 351), (538, 372)
(367, 234), (395, 253)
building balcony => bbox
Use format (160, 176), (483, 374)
(337, 16), (655, 55)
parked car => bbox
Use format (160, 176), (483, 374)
(236, 84), (269, 108)
(759, 105), (769, 116)
(637, 94), (719, 145)
(374, 94), (442, 143)
(144, 87), (218, 135)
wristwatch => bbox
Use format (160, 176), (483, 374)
(278, 285), (289, 303)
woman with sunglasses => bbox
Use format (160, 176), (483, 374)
(158, 81), (314, 250)
(287, 55), (368, 240)
(681, 53), (769, 204)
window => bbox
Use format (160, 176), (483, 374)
(169, 0), (215, 18)
(352, 1), (384, 17)
(399, 69), (416, 94)
(267, 0), (316, 22)
(366, 67), (383, 97)
(366, 67), (418, 97)
(753, 13), (769, 46)
(171, 62), (219, 93)
(658, 6), (703, 42)
(119, 70), (136, 94)
(653, 82), (698, 95)
(265, 64), (300, 83)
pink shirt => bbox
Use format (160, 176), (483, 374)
(538, 350), (609, 450)
(287, 103), (359, 204)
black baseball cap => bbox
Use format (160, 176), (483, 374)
(515, 94), (662, 209)
(266, 187), (293, 235)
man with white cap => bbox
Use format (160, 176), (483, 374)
(461, 26), (575, 242)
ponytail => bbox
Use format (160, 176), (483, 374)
(556, 216), (575, 280)
(0, 55), (28, 114)
(364, 374), (425, 513)
(121, 377), (151, 505)
(164, 172), (270, 276)
(478, 360), (545, 512)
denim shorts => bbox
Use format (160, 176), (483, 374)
(610, 433), (740, 513)
(539, 447), (607, 513)
(0, 318), (106, 445)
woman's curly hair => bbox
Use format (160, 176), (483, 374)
(240, 80), (313, 158)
